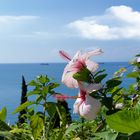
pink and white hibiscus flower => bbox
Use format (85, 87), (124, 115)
(73, 83), (101, 120)
(59, 49), (103, 88)
(59, 49), (103, 120)
(137, 57), (140, 63)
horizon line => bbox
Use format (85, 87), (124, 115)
(0, 61), (130, 64)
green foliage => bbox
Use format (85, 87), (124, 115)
(0, 120), (11, 131)
(94, 74), (107, 83)
(65, 123), (82, 136)
(13, 75), (70, 140)
(104, 55), (140, 138)
(106, 109), (140, 133)
(13, 101), (34, 114)
(0, 107), (7, 122)
(127, 71), (139, 78)
(73, 68), (91, 82)
(0, 131), (14, 140)
(30, 113), (44, 140)
(114, 67), (126, 77)
(94, 131), (118, 140)
(106, 78), (122, 89)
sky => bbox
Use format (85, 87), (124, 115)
(0, 0), (140, 63)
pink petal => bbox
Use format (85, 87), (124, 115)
(62, 74), (78, 88)
(86, 60), (99, 72)
(137, 57), (140, 62)
(84, 83), (102, 93)
(62, 67), (79, 88)
(78, 82), (102, 93)
(61, 59), (85, 88)
(72, 50), (81, 61)
(82, 48), (103, 60)
(79, 94), (101, 120)
(73, 97), (83, 114)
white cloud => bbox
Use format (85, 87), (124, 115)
(0, 15), (38, 22)
(68, 5), (140, 40)
(0, 15), (39, 36)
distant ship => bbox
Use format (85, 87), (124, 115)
(40, 63), (49, 65)
(99, 62), (104, 64)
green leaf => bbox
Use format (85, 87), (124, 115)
(106, 78), (122, 88)
(10, 128), (30, 134)
(130, 132), (140, 140)
(36, 96), (43, 103)
(56, 130), (65, 140)
(28, 80), (39, 86)
(0, 120), (11, 131)
(42, 86), (49, 95)
(28, 107), (35, 116)
(13, 101), (34, 114)
(0, 131), (14, 140)
(93, 69), (106, 77)
(73, 68), (91, 82)
(48, 83), (60, 90)
(128, 83), (138, 95)
(111, 87), (123, 97)
(89, 91), (101, 99)
(37, 75), (50, 84)
(65, 123), (82, 136)
(136, 54), (140, 57)
(102, 97), (113, 110)
(94, 74), (107, 83)
(127, 71), (139, 78)
(30, 114), (44, 140)
(94, 131), (118, 140)
(106, 109), (140, 133)
(56, 105), (67, 126)
(134, 99), (140, 114)
(114, 67), (126, 77)
(27, 90), (41, 96)
(0, 107), (7, 121)
(46, 102), (57, 116)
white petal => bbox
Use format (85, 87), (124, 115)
(73, 97), (82, 114)
(137, 57), (140, 62)
(72, 50), (81, 62)
(85, 83), (102, 93)
(82, 49), (103, 60)
(78, 82), (102, 93)
(79, 94), (101, 120)
(86, 60), (99, 72)
(62, 63), (79, 88)
(62, 71), (78, 88)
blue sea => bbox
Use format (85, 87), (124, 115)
(0, 62), (134, 124)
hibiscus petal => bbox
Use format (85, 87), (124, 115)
(82, 48), (103, 60)
(137, 57), (140, 62)
(72, 50), (81, 62)
(85, 83), (102, 93)
(61, 58), (83, 88)
(86, 60), (99, 72)
(73, 97), (82, 114)
(62, 71), (78, 88)
(62, 64), (79, 88)
(79, 94), (101, 120)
